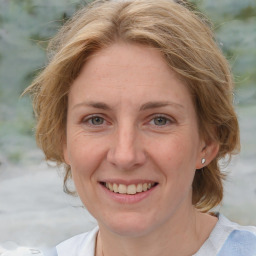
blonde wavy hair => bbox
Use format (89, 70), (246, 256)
(24, 0), (240, 212)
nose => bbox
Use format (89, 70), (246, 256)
(107, 124), (146, 170)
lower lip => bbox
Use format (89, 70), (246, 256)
(99, 184), (158, 204)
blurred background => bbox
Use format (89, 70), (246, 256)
(0, 0), (256, 251)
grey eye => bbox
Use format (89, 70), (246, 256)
(153, 117), (168, 126)
(90, 116), (104, 125)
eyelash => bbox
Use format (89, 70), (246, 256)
(81, 114), (175, 128)
(147, 114), (174, 127)
(82, 115), (107, 127)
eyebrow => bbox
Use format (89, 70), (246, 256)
(72, 101), (184, 111)
(139, 101), (184, 111)
(72, 101), (111, 110)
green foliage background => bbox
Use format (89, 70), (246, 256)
(0, 0), (255, 162)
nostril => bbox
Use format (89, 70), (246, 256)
(107, 147), (147, 170)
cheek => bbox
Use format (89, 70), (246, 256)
(151, 135), (190, 166)
(66, 134), (102, 176)
(67, 137), (114, 190)
(151, 135), (198, 183)
(66, 136), (103, 204)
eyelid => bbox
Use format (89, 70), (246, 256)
(148, 114), (176, 125)
(81, 114), (108, 126)
(80, 113), (175, 127)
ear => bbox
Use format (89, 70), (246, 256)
(196, 139), (219, 169)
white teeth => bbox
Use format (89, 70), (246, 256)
(136, 183), (143, 193)
(127, 184), (136, 195)
(118, 184), (127, 194)
(104, 182), (156, 194)
(109, 183), (114, 192)
(113, 183), (118, 193)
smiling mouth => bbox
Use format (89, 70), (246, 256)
(100, 182), (158, 195)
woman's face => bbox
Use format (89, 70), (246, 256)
(64, 42), (206, 237)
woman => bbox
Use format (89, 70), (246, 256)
(24, 0), (256, 255)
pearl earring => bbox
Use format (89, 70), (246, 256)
(201, 158), (206, 164)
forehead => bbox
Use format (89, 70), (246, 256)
(83, 42), (174, 81)
(69, 42), (193, 111)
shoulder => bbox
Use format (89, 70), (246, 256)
(194, 213), (256, 256)
(55, 226), (99, 256)
(217, 215), (256, 256)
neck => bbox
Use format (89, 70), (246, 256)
(96, 208), (217, 256)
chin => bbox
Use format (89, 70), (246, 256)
(101, 212), (156, 237)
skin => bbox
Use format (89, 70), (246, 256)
(63, 42), (219, 256)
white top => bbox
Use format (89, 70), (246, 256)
(56, 214), (256, 256)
